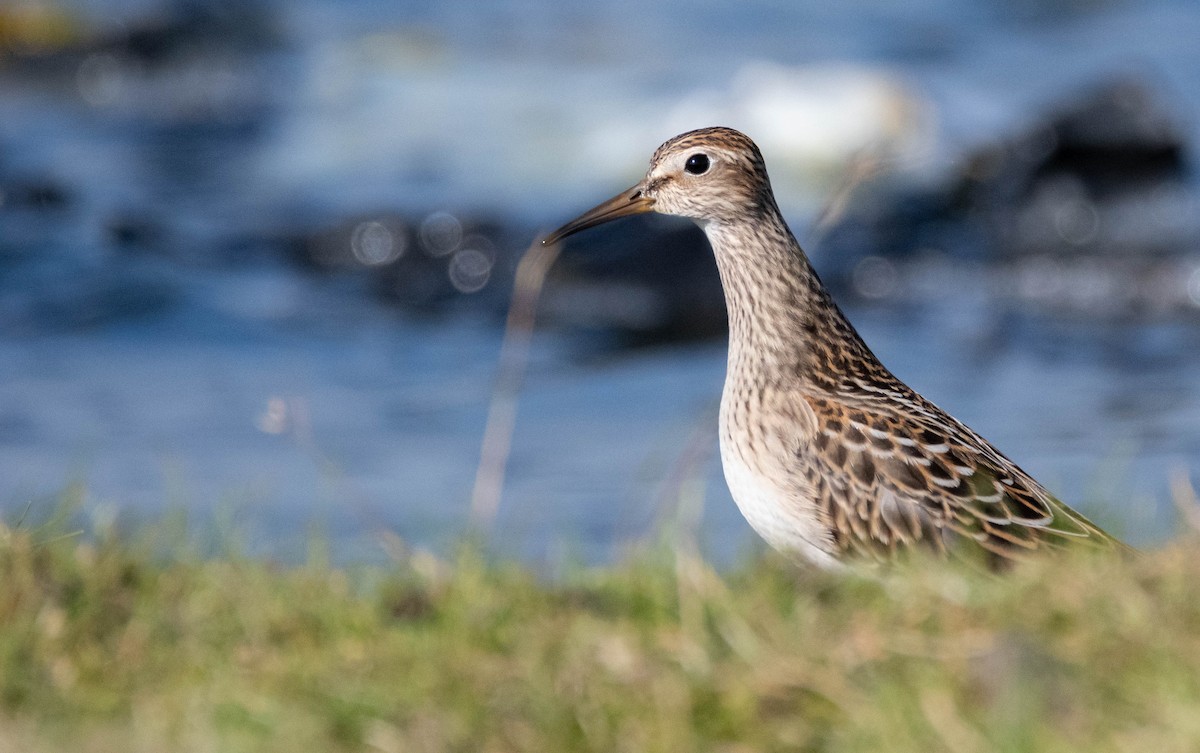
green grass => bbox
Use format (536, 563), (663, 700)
(2, 509), (1199, 752)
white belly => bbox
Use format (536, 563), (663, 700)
(718, 419), (841, 569)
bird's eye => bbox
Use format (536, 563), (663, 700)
(684, 153), (710, 175)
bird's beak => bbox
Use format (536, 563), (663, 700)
(542, 184), (655, 245)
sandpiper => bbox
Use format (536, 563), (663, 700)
(545, 126), (1122, 568)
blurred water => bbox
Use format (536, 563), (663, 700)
(1, 0), (1199, 563)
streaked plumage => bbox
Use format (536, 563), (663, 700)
(545, 126), (1123, 568)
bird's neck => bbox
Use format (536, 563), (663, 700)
(703, 213), (873, 388)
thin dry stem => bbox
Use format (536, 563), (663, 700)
(809, 147), (885, 244)
(468, 238), (562, 530)
(1169, 465), (1200, 534)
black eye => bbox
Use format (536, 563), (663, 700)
(684, 153), (710, 175)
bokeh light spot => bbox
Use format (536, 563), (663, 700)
(351, 220), (404, 266)
(852, 255), (898, 300)
(448, 248), (493, 293)
(1053, 197), (1099, 246)
(1187, 265), (1200, 308)
(420, 211), (462, 257)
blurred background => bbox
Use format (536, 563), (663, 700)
(1, 0), (1198, 564)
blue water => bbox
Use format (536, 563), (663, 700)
(2, 0), (1199, 564)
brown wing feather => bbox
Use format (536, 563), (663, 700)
(800, 383), (1120, 564)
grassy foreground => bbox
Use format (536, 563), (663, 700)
(2, 516), (1199, 753)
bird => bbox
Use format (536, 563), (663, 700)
(544, 126), (1124, 569)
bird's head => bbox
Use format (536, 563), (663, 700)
(544, 127), (776, 245)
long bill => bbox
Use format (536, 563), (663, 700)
(542, 184), (655, 245)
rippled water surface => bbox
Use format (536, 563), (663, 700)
(2, 0), (1199, 563)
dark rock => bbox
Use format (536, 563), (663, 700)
(543, 214), (724, 343)
(0, 0), (278, 71)
(285, 211), (516, 313)
(106, 213), (166, 251)
(1032, 78), (1187, 196)
(0, 178), (71, 211)
(815, 76), (1198, 320)
(821, 76), (1194, 282)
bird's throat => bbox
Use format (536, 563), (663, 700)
(704, 218), (833, 381)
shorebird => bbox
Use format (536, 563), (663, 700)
(544, 126), (1123, 568)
